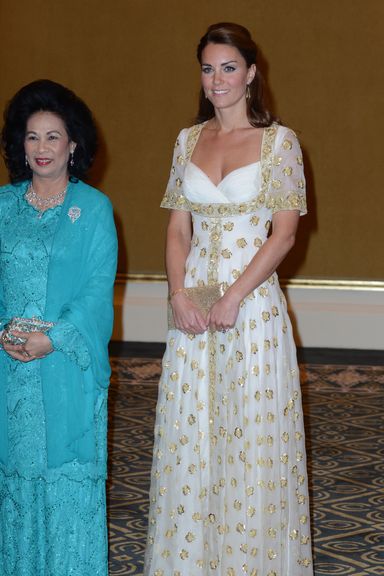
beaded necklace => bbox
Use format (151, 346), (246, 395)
(25, 182), (67, 215)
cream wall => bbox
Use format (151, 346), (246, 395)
(114, 279), (384, 349)
(0, 0), (383, 281)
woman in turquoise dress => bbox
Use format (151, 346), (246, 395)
(0, 80), (117, 575)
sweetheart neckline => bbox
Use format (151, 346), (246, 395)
(189, 160), (260, 188)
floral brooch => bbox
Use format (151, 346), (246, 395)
(68, 206), (81, 223)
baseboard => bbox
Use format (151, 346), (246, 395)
(109, 341), (384, 365)
(112, 279), (384, 350)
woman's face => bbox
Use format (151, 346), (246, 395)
(24, 111), (76, 181)
(200, 43), (255, 112)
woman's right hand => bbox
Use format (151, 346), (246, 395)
(170, 292), (208, 334)
(1, 340), (33, 362)
(1, 331), (53, 362)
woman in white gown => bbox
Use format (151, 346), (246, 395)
(145, 22), (313, 576)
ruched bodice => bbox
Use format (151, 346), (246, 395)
(184, 161), (261, 203)
(182, 161), (272, 291)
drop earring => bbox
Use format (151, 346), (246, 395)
(69, 152), (74, 167)
(25, 155), (29, 167)
(246, 85), (251, 100)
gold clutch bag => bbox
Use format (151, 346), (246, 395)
(168, 284), (224, 330)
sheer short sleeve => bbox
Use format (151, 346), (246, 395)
(269, 127), (307, 215)
(160, 128), (190, 211)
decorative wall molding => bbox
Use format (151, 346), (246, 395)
(116, 273), (384, 292)
(112, 278), (384, 349)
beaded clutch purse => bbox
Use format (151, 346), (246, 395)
(168, 284), (224, 330)
(2, 317), (55, 345)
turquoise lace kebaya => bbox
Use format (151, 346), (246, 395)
(0, 180), (117, 575)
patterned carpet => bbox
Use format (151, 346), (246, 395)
(107, 357), (384, 576)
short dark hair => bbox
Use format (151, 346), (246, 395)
(196, 22), (276, 127)
(1, 79), (97, 183)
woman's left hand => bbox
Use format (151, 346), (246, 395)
(2, 331), (53, 362)
(207, 293), (240, 333)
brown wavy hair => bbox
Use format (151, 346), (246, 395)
(196, 22), (276, 127)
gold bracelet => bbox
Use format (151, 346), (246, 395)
(169, 287), (187, 300)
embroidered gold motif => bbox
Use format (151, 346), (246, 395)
(224, 221), (234, 231)
(236, 238), (247, 248)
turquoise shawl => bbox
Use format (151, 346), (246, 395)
(0, 180), (118, 469)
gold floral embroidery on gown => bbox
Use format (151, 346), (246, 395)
(144, 124), (313, 576)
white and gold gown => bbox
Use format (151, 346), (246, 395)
(144, 123), (313, 576)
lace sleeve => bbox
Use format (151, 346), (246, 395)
(160, 128), (190, 211)
(269, 127), (307, 215)
(48, 320), (91, 370)
(0, 322), (6, 331)
(0, 190), (10, 331)
(0, 277), (8, 332)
